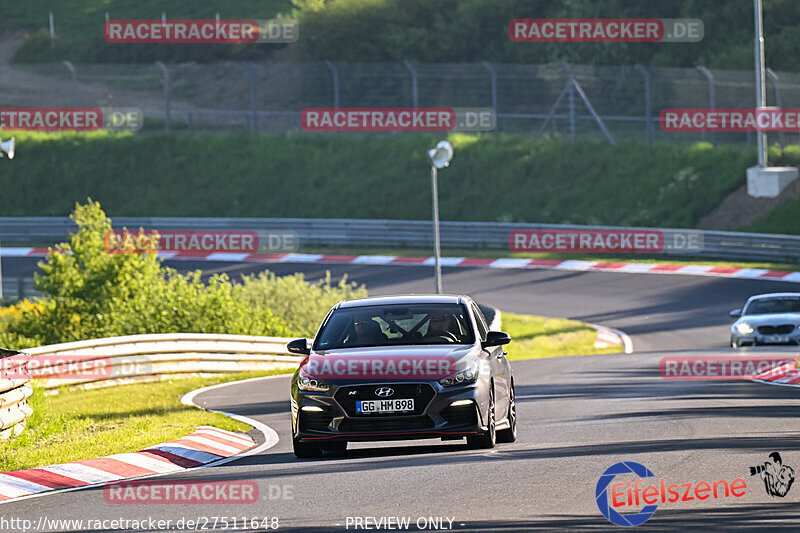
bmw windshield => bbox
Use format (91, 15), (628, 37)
(314, 304), (475, 350)
(745, 297), (800, 315)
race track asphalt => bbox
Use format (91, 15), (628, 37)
(3, 258), (800, 531)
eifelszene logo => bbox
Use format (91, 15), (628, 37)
(596, 461), (748, 527)
(596, 462), (658, 527)
(750, 452), (795, 498)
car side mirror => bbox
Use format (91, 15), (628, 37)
(287, 338), (310, 355)
(482, 330), (511, 349)
(729, 308), (742, 319)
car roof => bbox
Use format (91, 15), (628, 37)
(748, 292), (800, 301)
(337, 294), (469, 309)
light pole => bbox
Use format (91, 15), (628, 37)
(427, 140), (453, 294)
(0, 136), (15, 300)
(747, 0), (798, 197)
(754, 0), (767, 167)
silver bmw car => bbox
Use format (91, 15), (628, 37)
(729, 292), (800, 348)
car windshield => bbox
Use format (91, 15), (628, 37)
(314, 303), (475, 349)
(745, 297), (800, 315)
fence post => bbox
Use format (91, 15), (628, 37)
(634, 64), (653, 146)
(155, 61), (170, 132)
(696, 66), (716, 145)
(481, 61), (498, 136)
(568, 77), (576, 143)
(242, 62), (258, 133)
(49, 12), (55, 48)
(324, 61), (340, 108)
(62, 61), (77, 107)
(403, 60), (419, 108)
(766, 68), (786, 146)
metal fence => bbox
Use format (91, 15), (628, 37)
(4, 61), (800, 145)
(3, 217), (800, 263)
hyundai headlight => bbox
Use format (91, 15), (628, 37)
(439, 361), (480, 387)
(736, 323), (754, 335)
(298, 376), (330, 392)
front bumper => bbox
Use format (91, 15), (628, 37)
(732, 332), (800, 346)
(292, 380), (488, 442)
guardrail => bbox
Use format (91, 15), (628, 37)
(0, 349), (33, 439)
(24, 333), (302, 390)
(1, 277), (38, 300)
(3, 217), (800, 262)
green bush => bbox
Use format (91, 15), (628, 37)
(0, 200), (365, 348)
(239, 271), (367, 337)
(4, 0), (291, 64)
(5, 0), (800, 69)
(289, 0), (800, 69)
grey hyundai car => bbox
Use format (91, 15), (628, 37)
(730, 292), (800, 347)
(287, 295), (516, 458)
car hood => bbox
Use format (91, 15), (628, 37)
(304, 344), (482, 378)
(738, 313), (800, 325)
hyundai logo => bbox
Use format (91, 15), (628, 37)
(375, 387), (394, 397)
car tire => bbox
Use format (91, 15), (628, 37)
(467, 386), (496, 449)
(293, 438), (324, 459)
(496, 380), (517, 443)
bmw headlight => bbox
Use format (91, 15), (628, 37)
(439, 361), (480, 387)
(736, 322), (754, 335)
(298, 376), (330, 392)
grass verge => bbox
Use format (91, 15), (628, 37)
(0, 369), (292, 472)
(0, 134), (759, 230)
(502, 312), (620, 360)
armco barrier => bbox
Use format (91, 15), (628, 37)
(23, 333), (303, 390)
(3, 217), (800, 262)
(0, 349), (34, 439)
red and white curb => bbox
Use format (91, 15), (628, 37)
(5, 248), (800, 283)
(588, 324), (633, 354)
(752, 361), (800, 388)
(0, 375), (285, 504)
(0, 426), (254, 501)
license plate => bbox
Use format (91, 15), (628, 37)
(356, 399), (414, 414)
(764, 335), (788, 343)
